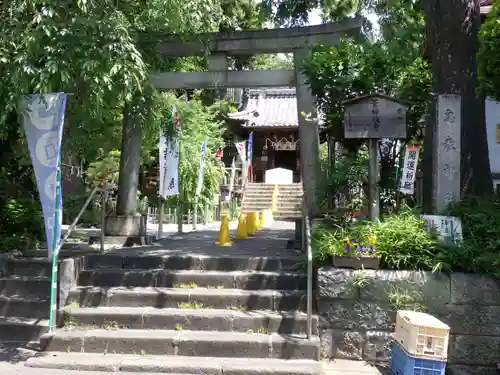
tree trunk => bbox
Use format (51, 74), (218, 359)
(422, 0), (492, 208)
(116, 95), (143, 216)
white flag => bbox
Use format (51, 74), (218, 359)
(22, 93), (67, 260)
(159, 130), (180, 198)
(399, 145), (420, 195)
(195, 139), (208, 197)
(235, 140), (246, 163)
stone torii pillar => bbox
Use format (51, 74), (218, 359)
(103, 93), (148, 244)
(208, 53), (228, 100)
(293, 49), (320, 216)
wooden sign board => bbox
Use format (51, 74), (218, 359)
(343, 94), (408, 139)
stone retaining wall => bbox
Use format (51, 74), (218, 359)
(317, 267), (500, 375)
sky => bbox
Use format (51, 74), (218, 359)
(307, 8), (380, 35)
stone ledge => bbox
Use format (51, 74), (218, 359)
(88, 235), (155, 247)
(446, 364), (498, 375)
(428, 304), (500, 336)
(317, 299), (395, 331)
(317, 267), (451, 306)
(450, 273), (500, 305)
(448, 334), (500, 366)
(0, 253), (7, 277)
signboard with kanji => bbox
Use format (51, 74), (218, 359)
(399, 145), (420, 195)
(421, 215), (463, 244)
(343, 94), (408, 139)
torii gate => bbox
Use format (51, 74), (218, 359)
(108, 17), (363, 238)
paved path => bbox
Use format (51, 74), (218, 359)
(102, 220), (303, 258)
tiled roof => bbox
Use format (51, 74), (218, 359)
(481, 0), (492, 13)
(228, 88), (299, 128)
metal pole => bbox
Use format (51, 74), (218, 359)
(204, 202), (209, 225)
(100, 183), (108, 252)
(177, 137), (183, 234)
(49, 185), (99, 332)
(368, 138), (380, 220)
(57, 186), (100, 254)
(303, 198), (313, 340)
(193, 197), (198, 230)
(158, 198), (164, 238)
(395, 142), (405, 211)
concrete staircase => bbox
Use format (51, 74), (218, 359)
(26, 253), (322, 374)
(0, 257), (51, 344)
(242, 183), (303, 220)
(0, 228), (104, 348)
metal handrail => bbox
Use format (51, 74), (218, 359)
(302, 197), (313, 339)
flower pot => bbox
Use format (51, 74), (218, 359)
(332, 255), (380, 270)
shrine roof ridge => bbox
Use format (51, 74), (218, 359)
(342, 93), (412, 106)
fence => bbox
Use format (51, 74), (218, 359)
(147, 204), (220, 225)
(147, 200), (240, 225)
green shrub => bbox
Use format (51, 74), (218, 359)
(313, 200), (500, 275)
(446, 196), (500, 274)
(313, 209), (449, 271)
(63, 194), (100, 227)
(0, 198), (45, 251)
(478, 0), (500, 101)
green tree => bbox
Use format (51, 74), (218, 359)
(422, 0), (492, 205)
(302, 38), (431, 209)
(0, 0), (267, 247)
(478, 0), (500, 101)
(157, 93), (226, 207)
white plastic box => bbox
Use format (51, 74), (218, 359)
(395, 310), (450, 361)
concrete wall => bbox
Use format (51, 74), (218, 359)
(317, 267), (500, 375)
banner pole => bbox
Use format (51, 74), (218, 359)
(48, 160), (62, 333)
(193, 196), (198, 230)
(177, 137), (183, 234)
(100, 179), (108, 252)
(158, 198), (165, 238)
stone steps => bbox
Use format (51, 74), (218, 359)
(242, 182), (303, 218)
(77, 269), (306, 290)
(26, 352), (322, 375)
(63, 306), (318, 335)
(242, 205), (302, 212)
(41, 329), (320, 359)
(27, 239), (320, 374)
(84, 254), (304, 272)
(0, 258), (53, 346)
(0, 316), (49, 342)
(0, 276), (51, 298)
(68, 287), (307, 311)
(6, 258), (52, 277)
(0, 295), (49, 318)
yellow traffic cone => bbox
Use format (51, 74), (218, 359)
(234, 214), (248, 240)
(261, 208), (274, 228)
(256, 211), (262, 229)
(215, 215), (232, 246)
(259, 209), (266, 228)
(246, 211), (258, 236)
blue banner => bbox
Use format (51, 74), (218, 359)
(22, 93), (67, 260)
(195, 139), (208, 197)
(247, 132), (253, 163)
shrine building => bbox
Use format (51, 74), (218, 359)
(225, 88), (302, 183)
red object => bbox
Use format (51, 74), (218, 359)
(216, 148), (223, 159)
(173, 110), (181, 133)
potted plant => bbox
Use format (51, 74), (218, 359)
(332, 234), (380, 270)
